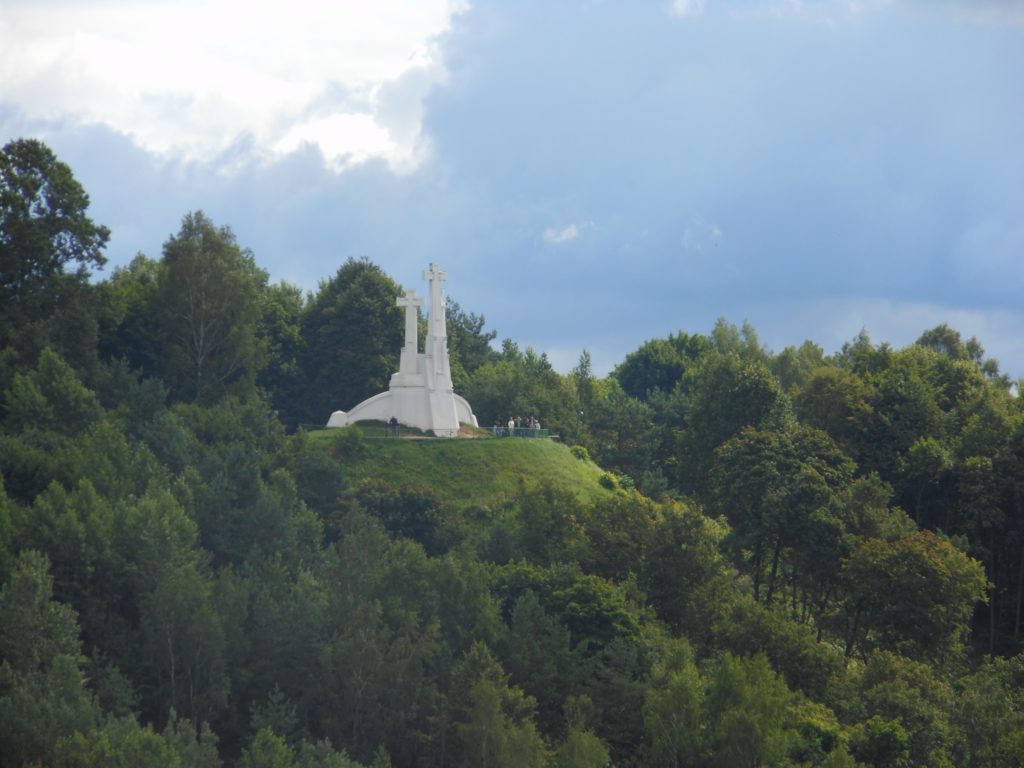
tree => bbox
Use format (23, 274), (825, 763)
(314, 513), (447, 764)
(554, 726), (610, 768)
(53, 716), (198, 768)
(259, 280), (308, 428)
(140, 561), (229, 727)
(448, 642), (548, 768)
(896, 437), (952, 527)
(710, 425), (854, 608)
(864, 349), (945, 474)
(341, 479), (452, 556)
(583, 491), (657, 584)
(838, 531), (987, 663)
(585, 382), (659, 485)
(0, 477), (13, 581)
(614, 331), (710, 400)
(572, 349), (596, 413)
(677, 353), (788, 496)
(299, 259), (403, 424)
(836, 329), (892, 377)
(709, 318), (767, 363)
(955, 455), (1005, 651)
(490, 562), (643, 653)
(162, 707), (222, 768)
(641, 503), (733, 647)
(914, 323), (1004, 383)
(0, 353), (118, 503)
(840, 474), (915, 542)
(446, 298), (498, 381)
(498, 590), (576, 732)
(704, 652), (796, 768)
(156, 211), (268, 403)
(714, 597), (843, 702)
(643, 642), (705, 767)
(952, 654), (1024, 767)
(3, 346), (103, 436)
(793, 366), (875, 463)
(0, 139), (109, 363)
(96, 253), (165, 382)
(464, 348), (578, 436)
(848, 715), (911, 768)
(771, 340), (825, 393)
(0, 550), (99, 766)
(850, 651), (957, 767)
(241, 727), (298, 768)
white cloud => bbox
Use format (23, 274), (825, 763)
(742, 0), (1024, 24)
(681, 217), (722, 253)
(543, 223), (587, 244)
(0, 0), (462, 170)
(899, 0), (1024, 25)
(670, 0), (706, 18)
(274, 114), (396, 172)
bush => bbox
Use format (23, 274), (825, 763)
(330, 426), (365, 461)
(570, 445), (591, 462)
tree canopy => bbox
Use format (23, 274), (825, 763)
(1, 141), (1021, 767)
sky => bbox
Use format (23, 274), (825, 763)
(2, 0), (1023, 378)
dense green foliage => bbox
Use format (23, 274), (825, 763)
(2, 141), (1023, 766)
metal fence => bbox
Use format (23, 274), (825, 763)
(490, 427), (551, 439)
(302, 424), (553, 440)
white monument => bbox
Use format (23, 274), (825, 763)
(326, 263), (478, 437)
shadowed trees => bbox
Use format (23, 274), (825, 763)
(156, 212), (268, 404)
(1, 139), (110, 377)
(298, 259), (403, 425)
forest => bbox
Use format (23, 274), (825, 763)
(2, 136), (1023, 767)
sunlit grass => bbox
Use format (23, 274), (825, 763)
(309, 425), (613, 508)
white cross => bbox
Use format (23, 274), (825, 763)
(396, 289), (424, 352)
(396, 289), (424, 311)
(423, 262), (447, 284)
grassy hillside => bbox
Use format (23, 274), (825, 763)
(309, 426), (616, 508)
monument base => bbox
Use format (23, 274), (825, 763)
(326, 262), (478, 439)
(327, 387), (477, 438)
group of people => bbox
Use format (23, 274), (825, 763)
(493, 415), (542, 437)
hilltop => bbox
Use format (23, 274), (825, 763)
(309, 425), (618, 509)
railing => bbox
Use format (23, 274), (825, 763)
(364, 425), (438, 439)
(302, 423), (552, 439)
(490, 427), (551, 439)
(299, 423), (429, 438)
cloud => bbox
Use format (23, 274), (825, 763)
(542, 221), (596, 245)
(681, 217), (722, 253)
(3, 0), (1021, 384)
(691, 0), (1024, 26)
(0, 0), (461, 170)
(273, 114), (397, 172)
(670, 0), (706, 18)
(542, 224), (583, 244)
(898, 0), (1024, 25)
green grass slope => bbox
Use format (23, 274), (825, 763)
(310, 427), (615, 508)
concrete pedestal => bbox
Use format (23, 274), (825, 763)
(326, 264), (478, 437)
